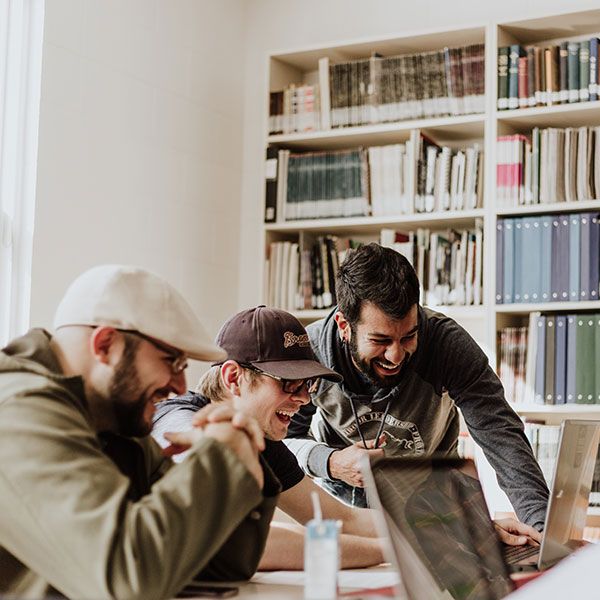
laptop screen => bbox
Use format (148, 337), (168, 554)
(366, 456), (514, 600)
(538, 419), (600, 569)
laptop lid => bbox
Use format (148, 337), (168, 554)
(537, 419), (600, 569)
(363, 455), (514, 600)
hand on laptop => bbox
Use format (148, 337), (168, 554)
(328, 439), (385, 487)
(493, 518), (542, 546)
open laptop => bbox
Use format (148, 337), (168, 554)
(362, 419), (600, 600)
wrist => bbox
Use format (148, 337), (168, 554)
(327, 449), (340, 480)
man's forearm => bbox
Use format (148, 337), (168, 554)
(284, 438), (336, 478)
(258, 522), (385, 570)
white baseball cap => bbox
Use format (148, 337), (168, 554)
(53, 264), (226, 362)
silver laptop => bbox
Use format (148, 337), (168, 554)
(362, 419), (600, 599)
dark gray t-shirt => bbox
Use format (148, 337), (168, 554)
(285, 306), (549, 529)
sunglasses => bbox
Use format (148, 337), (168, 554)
(242, 364), (320, 395)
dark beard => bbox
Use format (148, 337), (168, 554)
(348, 332), (407, 389)
(110, 337), (152, 438)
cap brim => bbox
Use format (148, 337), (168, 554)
(251, 359), (343, 382)
(186, 343), (227, 363)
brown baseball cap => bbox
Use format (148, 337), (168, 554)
(215, 305), (342, 382)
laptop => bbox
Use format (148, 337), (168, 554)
(362, 419), (600, 600)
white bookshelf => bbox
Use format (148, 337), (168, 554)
(260, 8), (600, 425)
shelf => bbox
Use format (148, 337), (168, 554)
(271, 25), (485, 71)
(496, 301), (600, 315)
(496, 100), (600, 129)
(498, 10), (600, 46)
(512, 404), (600, 416)
(292, 309), (331, 322)
(265, 209), (485, 235)
(292, 305), (486, 323)
(268, 114), (485, 150)
(426, 305), (486, 319)
(496, 200), (600, 217)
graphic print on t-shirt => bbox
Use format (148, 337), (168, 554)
(342, 413), (425, 455)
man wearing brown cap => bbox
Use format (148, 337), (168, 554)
(153, 305), (387, 570)
(0, 265), (278, 599)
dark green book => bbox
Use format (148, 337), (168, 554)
(508, 45), (523, 109)
(559, 41), (569, 103)
(575, 315), (596, 403)
(568, 41), (580, 102)
(595, 313), (600, 404)
(580, 40), (590, 101)
(497, 46), (510, 109)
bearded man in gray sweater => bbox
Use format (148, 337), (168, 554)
(285, 243), (549, 531)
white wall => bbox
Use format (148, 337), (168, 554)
(32, 0), (246, 382)
(239, 0), (600, 308)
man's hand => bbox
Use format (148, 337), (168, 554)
(328, 439), (384, 487)
(163, 424), (264, 489)
(493, 518), (542, 546)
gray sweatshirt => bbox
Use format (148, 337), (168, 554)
(285, 306), (549, 529)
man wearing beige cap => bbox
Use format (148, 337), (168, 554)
(0, 265), (278, 600)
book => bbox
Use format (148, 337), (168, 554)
(264, 147), (278, 223)
(554, 315), (567, 404)
(508, 45), (523, 110)
(497, 46), (509, 110)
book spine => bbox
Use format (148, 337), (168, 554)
(497, 46), (509, 110)
(527, 46), (536, 107)
(518, 56), (529, 108)
(590, 38), (599, 102)
(559, 41), (569, 103)
(580, 40), (591, 102)
(568, 41), (580, 103)
(508, 45), (522, 110)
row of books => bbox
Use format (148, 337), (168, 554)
(499, 312), (600, 406)
(497, 38), (599, 110)
(268, 43), (486, 136)
(268, 83), (320, 135)
(265, 147), (370, 222)
(523, 421), (600, 504)
(325, 43), (485, 128)
(369, 139), (482, 216)
(265, 236), (351, 311)
(496, 127), (600, 207)
(381, 223), (483, 307)
(264, 130), (483, 222)
(495, 213), (600, 304)
(265, 225), (483, 312)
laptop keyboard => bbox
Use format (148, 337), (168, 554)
(503, 544), (539, 564)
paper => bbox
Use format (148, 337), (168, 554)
(251, 569), (400, 589)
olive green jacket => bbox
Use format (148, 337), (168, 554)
(0, 329), (279, 599)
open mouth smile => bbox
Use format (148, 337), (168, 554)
(275, 409), (296, 424)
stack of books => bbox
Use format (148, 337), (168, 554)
(500, 313), (600, 406)
(324, 43), (485, 127)
(380, 221), (484, 307)
(496, 212), (600, 304)
(496, 127), (600, 208)
(497, 325), (528, 404)
(265, 131), (483, 222)
(268, 83), (320, 134)
(265, 236), (349, 312)
(497, 38), (599, 110)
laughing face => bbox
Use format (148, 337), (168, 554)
(109, 332), (187, 437)
(337, 302), (419, 388)
(239, 371), (311, 441)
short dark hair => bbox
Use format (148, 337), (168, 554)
(336, 243), (420, 325)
